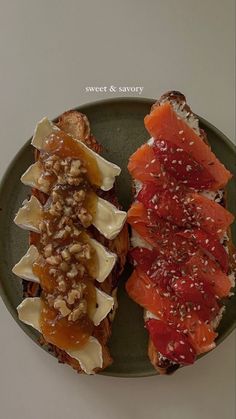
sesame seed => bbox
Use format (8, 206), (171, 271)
(179, 130), (184, 134)
(189, 141), (194, 145)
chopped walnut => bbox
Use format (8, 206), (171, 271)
(67, 289), (81, 305)
(81, 244), (91, 260)
(72, 226), (81, 237)
(51, 190), (62, 203)
(49, 268), (57, 276)
(73, 189), (86, 203)
(66, 264), (78, 279)
(69, 243), (82, 254)
(44, 243), (53, 258)
(54, 298), (71, 317)
(61, 248), (71, 261)
(77, 207), (92, 227)
(44, 155), (60, 172)
(46, 255), (61, 265)
(63, 206), (72, 216)
(65, 225), (72, 233)
(67, 176), (83, 186)
(48, 198), (64, 217)
(68, 300), (87, 322)
(58, 215), (68, 229)
(57, 278), (66, 292)
(69, 160), (82, 177)
(46, 294), (55, 307)
(59, 261), (69, 272)
(45, 221), (53, 237)
(53, 229), (67, 240)
(65, 196), (74, 206)
(37, 175), (50, 191)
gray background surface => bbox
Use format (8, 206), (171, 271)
(0, 1), (235, 418)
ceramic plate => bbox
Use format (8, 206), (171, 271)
(0, 98), (235, 377)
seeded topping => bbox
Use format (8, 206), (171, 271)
(127, 95), (234, 369)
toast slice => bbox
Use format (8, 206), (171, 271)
(17, 110), (128, 374)
(128, 91), (235, 374)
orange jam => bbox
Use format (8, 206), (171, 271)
(33, 260), (58, 293)
(43, 131), (102, 187)
(39, 300), (94, 350)
(83, 189), (98, 220)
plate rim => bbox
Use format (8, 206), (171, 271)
(0, 96), (235, 378)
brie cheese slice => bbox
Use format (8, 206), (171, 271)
(21, 161), (48, 193)
(94, 288), (114, 326)
(12, 245), (39, 282)
(14, 196), (42, 232)
(17, 298), (103, 374)
(93, 197), (127, 240)
(31, 117), (121, 191)
(86, 237), (117, 282)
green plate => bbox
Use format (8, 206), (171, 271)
(0, 98), (235, 377)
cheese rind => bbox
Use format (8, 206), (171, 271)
(87, 237), (117, 282)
